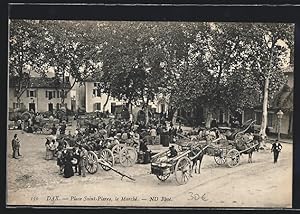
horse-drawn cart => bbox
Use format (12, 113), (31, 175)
(150, 143), (209, 185)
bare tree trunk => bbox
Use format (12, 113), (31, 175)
(259, 76), (269, 139)
(103, 92), (110, 113)
(206, 110), (213, 129)
(145, 106), (149, 126)
(172, 108), (178, 125)
(259, 47), (274, 141)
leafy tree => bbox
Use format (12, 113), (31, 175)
(9, 20), (50, 108)
(41, 20), (103, 105)
(241, 23), (294, 138)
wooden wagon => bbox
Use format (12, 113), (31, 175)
(150, 143), (209, 185)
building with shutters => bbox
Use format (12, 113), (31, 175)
(243, 66), (294, 137)
(9, 76), (72, 113)
(76, 79), (169, 116)
(76, 81), (124, 113)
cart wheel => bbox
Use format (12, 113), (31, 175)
(156, 174), (170, 182)
(119, 147), (137, 167)
(214, 156), (226, 165)
(226, 149), (240, 168)
(175, 157), (192, 185)
(42, 125), (52, 135)
(112, 144), (125, 164)
(85, 151), (98, 174)
(21, 111), (31, 121)
(100, 149), (115, 171)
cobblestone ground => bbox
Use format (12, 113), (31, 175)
(6, 129), (292, 208)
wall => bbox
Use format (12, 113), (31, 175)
(85, 82), (123, 113)
(9, 87), (71, 112)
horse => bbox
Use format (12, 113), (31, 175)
(189, 143), (207, 174)
(234, 133), (261, 163)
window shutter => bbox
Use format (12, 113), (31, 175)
(93, 103), (96, 111)
(34, 90), (37, 97)
(26, 90), (29, 97)
(45, 90), (48, 98)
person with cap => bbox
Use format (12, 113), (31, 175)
(168, 145), (178, 158)
(271, 139), (283, 163)
(12, 134), (21, 159)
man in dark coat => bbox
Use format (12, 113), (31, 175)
(168, 145), (178, 158)
(271, 140), (283, 163)
(12, 134), (21, 159)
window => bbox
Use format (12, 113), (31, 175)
(94, 82), (101, 88)
(161, 104), (165, 113)
(255, 112), (262, 125)
(48, 91), (53, 99)
(13, 103), (19, 109)
(92, 82), (101, 97)
(57, 90), (60, 98)
(46, 90), (57, 99)
(267, 113), (274, 127)
(27, 90), (36, 97)
(94, 103), (101, 111)
(13, 102), (24, 109)
(92, 89), (101, 97)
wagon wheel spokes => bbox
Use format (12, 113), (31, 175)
(100, 149), (115, 171)
(214, 155), (226, 165)
(112, 144), (125, 164)
(175, 157), (192, 185)
(156, 174), (170, 181)
(119, 147), (137, 167)
(85, 151), (98, 174)
(226, 149), (240, 168)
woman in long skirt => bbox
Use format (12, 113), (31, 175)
(45, 139), (53, 160)
(63, 152), (74, 178)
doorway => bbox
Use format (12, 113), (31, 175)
(48, 103), (53, 112)
(29, 103), (36, 113)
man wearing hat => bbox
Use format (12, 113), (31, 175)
(271, 140), (283, 163)
(168, 145), (177, 158)
(12, 134), (21, 159)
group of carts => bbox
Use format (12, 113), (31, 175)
(150, 119), (261, 185)
(51, 118), (261, 185)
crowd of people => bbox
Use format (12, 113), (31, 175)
(41, 114), (184, 178)
(11, 110), (283, 179)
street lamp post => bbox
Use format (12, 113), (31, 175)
(277, 110), (284, 141)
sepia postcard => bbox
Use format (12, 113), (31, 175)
(6, 19), (294, 208)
